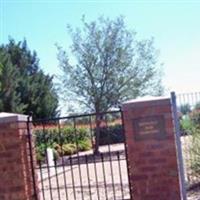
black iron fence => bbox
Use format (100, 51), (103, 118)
(29, 110), (131, 200)
(27, 92), (200, 199)
(176, 92), (200, 189)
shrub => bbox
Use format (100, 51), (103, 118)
(179, 103), (200, 177)
(36, 143), (59, 163)
(34, 127), (90, 146)
(53, 140), (92, 156)
(180, 116), (195, 135)
(195, 102), (200, 110)
(179, 104), (191, 115)
(190, 109), (200, 128)
(56, 143), (78, 155)
(36, 144), (46, 162)
(190, 127), (200, 175)
(94, 124), (124, 145)
(63, 144), (77, 155)
(34, 126), (91, 161)
(78, 140), (92, 151)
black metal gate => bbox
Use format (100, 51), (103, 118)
(28, 110), (132, 200)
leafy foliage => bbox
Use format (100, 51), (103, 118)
(34, 126), (91, 161)
(94, 124), (124, 145)
(180, 102), (200, 136)
(190, 109), (200, 128)
(180, 116), (195, 135)
(35, 127), (90, 145)
(58, 16), (163, 113)
(0, 47), (25, 112)
(180, 104), (200, 177)
(195, 102), (200, 110)
(0, 38), (59, 118)
(190, 128), (200, 175)
(179, 104), (191, 115)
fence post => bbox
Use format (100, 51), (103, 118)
(122, 96), (183, 200)
(171, 92), (187, 200)
(47, 148), (56, 176)
(0, 112), (39, 200)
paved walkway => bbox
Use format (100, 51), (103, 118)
(37, 143), (130, 200)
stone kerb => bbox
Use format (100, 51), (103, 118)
(122, 97), (182, 200)
(0, 112), (38, 200)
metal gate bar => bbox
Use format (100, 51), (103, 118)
(28, 110), (131, 200)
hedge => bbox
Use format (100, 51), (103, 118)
(34, 124), (124, 162)
(34, 127), (91, 162)
(95, 124), (124, 145)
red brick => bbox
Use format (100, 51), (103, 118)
(131, 174), (148, 181)
(0, 121), (39, 200)
(148, 158), (167, 164)
(140, 166), (157, 172)
(139, 151), (155, 157)
(122, 97), (182, 200)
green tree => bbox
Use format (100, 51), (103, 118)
(0, 48), (24, 112)
(179, 104), (191, 115)
(195, 101), (200, 110)
(58, 16), (164, 153)
(0, 39), (59, 119)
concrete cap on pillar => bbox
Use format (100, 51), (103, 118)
(122, 96), (171, 110)
(0, 112), (29, 123)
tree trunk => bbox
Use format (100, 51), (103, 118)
(94, 110), (101, 155)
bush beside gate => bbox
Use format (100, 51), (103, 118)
(34, 124), (124, 162)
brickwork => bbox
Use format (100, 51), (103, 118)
(0, 113), (38, 200)
(122, 97), (182, 200)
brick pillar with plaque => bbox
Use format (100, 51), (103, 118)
(122, 97), (182, 200)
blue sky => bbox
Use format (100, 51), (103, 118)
(1, 0), (200, 94)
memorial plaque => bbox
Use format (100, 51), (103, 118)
(133, 115), (166, 140)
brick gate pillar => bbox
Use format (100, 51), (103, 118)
(0, 113), (38, 200)
(122, 97), (183, 200)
